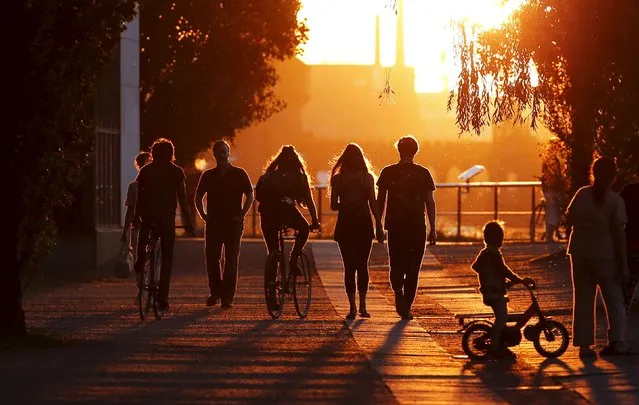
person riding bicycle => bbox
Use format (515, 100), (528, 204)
(134, 138), (193, 312)
(471, 220), (534, 359)
(256, 145), (320, 278)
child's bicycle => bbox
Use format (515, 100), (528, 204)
(459, 279), (570, 359)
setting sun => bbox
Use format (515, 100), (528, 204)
(297, 0), (527, 93)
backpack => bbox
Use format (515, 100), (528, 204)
(256, 171), (301, 204)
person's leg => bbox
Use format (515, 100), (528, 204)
(489, 299), (507, 349)
(337, 240), (357, 318)
(220, 224), (243, 306)
(287, 208), (310, 274)
(403, 229), (426, 312)
(594, 258), (628, 353)
(356, 238), (373, 317)
(571, 255), (598, 350)
(158, 219), (176, 307)
(387, 230), (408, 316)
(134, 222), (150, 275)
(205, 225), (224, 305)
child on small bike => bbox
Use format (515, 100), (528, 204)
(471, 220), (534, 359)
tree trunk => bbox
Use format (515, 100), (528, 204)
(0, 213), (26, 337)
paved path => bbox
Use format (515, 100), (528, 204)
(0, 239), (637, 404)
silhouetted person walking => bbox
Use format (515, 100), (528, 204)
(377, 135), (437, 320)
(620, 162), (639, 310)
(330, 144), (384, 319)
(122, 151), (151, 260)
(567, 156), (629, 357)
(135, 138), (193, 312)
(256, 145), (320, 283)
(195, 140), (254, 308)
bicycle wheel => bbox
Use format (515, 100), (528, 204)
(138, 243), (154, 321)
(293, 252), (312, 318)
(151, 238), (163, 320)
(533, 320), (569, 358)
(461, 322), (492, 359)
(264, 251), (285, 319)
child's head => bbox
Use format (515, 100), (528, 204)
(483, 220), (504, 247)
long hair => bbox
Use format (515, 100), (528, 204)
(151, 138), (175, 164)
(329, 143), (376, 195)
(591, 156), (616, 206)
(262, 146), (313, 205)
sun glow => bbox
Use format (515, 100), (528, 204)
(297, 0), (527, 93)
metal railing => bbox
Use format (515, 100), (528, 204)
(242, 181), (543, 242)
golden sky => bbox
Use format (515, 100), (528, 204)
(297, 0), (526, 93)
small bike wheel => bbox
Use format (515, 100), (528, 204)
(151, 239), (163, 320)
(293, 252), (312, 318)
(264, 252), (285, 319)
(138, 248), (153, 321)
(533, 320), (569, 358)
(462, 322), (493, 359)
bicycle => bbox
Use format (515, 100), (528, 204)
(460, 279), (570, 359)
(138, 222), (163, 321)
(137, 223), (189, 321)
(264, 226), (313, 319)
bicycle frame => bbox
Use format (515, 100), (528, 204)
(506, 286), (550, 329)
(276, 227), (297, 294)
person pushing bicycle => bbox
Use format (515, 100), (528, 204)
(471, 220), (534, 359)
(134, 138), (193, 312)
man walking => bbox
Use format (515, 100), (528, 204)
(195, 140), (254, 308)
(377, 135), (437, 319)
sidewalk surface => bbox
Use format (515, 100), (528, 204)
(0, 239), (637, 404)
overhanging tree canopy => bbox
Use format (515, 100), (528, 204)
(449, 0), (639, 190)
(140, 0), (308, 164)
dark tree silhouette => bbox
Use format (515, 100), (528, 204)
(139, 0), (308, 164)
(449, 0), (639, 192)
(3, 1), (137, 337)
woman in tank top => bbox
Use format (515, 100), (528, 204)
(330, 143), (384, 319)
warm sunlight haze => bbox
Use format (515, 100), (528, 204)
(298, 0), (527, 93)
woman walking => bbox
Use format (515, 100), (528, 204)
(566, 156), (629, 357)
(330, 144), (384, 319)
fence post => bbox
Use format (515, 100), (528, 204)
(251, 200), (257, 237)
(317, 187), (323, 238)
(530, 185), (535, 243)
(493, 186), (499, 220)
(457, 186), (462, 240)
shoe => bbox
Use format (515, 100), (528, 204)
(401, 312), (414, 321)
(488, 348), (516, 359)
(579, 346), (597, 358)
(345, 309), (356, 320)
(599, 343), (629, 357)
(395, 294), (408, 317)
(221, 302), (233, 309)
(157, 302), (169, 312)
(206, 295), (220, 307)
(359, 310), (371, 318)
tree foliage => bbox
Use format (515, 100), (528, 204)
(139, 0), (308, 164)
(449, 0), (639, 191)
(4, 1), (137, 336)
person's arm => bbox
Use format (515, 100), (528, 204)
(121, 183), (135, 242)
(177, 176), (193, 233)
(194, 173), (207, 223)
(242, 189), (254, 218)
(425, 191), (437, 245)
(366, 174), (384, 242)
(330, 176), (339, 211)
(495, 251), (522, 283)
(304, 184), (320, 227)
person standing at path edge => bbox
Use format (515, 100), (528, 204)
(195, 140), (254, 308)
(377, 135), (437, 320)
(566, 156), (629, 357)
